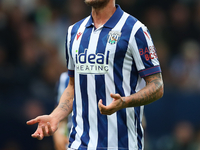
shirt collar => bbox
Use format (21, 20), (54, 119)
(85, 4), (124, 29)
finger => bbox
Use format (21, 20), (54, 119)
(31, 125), (44, 140)
(42, 125), (48, 136)
(31, 133), (39, 138)
(32, 133), (44, 140)
(47, 122), (53, 135)
(36, 134), (44, 140)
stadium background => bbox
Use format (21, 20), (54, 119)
(0, 0), (200, 149)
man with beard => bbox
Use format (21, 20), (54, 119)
(27, 0), (164, 149)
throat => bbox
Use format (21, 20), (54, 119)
(94, 23), (104, 29)
(91, 4), (116, 29)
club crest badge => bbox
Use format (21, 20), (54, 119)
(107, 31), (121, 45)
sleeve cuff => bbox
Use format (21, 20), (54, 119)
(68, 70), (74, 77)
(139, 65), (161, 78)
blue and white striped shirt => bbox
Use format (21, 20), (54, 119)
(66, 5), (161, 150)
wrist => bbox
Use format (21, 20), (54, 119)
(49, 110), (62, 124)
(121, 97), (128, 108)
(122, 95), (132, 108)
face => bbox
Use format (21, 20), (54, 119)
(84, 0), (110, 9)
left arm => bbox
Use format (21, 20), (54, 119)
(125, 72), (164, 107)
(98, 73), (164, 115)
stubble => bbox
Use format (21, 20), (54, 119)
(84, 0), (110, 9)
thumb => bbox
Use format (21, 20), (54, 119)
(26, 117), (38, 125)
(110, 93), (121, 99)
(98, 99), (105, 110)
(98, 99), (103, 106)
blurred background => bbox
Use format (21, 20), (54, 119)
(0, 0), (200, 150)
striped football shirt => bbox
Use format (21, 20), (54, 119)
(65, 5), (161, 150)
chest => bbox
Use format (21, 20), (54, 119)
(70, 27), (132, 74)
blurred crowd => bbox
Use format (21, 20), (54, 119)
(0, 0), (200, 150)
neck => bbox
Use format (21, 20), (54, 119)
(91, 1), (116, 29)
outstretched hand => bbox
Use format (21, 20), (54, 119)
(26, 115), (58, 140)
(98, 93), (126, 115)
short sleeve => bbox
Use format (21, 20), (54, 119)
(129, 21), (161, 78)
(65, 25), (75, 77)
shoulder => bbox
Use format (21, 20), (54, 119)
(68, 16), (90, 34)
(121, 11), (146, 33)
(125, 14), (147, 37)
(126, 13), (138, 24)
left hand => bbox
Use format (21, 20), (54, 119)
(98, 93), (126, 115)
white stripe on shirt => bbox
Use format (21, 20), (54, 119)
(70, 16), (90, 149)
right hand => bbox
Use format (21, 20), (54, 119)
(26, 115), (59, 140)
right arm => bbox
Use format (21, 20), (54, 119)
(51, 76), (74, 122)
(26, 77), (74, 140)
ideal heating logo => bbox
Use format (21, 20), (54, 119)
(75, 49), (110, 74)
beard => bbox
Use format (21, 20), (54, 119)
(84, 0), (110, 9)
